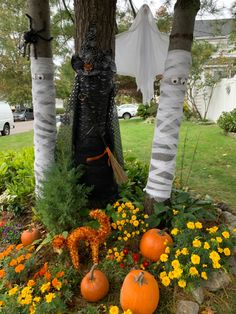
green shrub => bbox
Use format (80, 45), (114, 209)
(56, 108), (65, 115)
(217, 109), (236, 133)
(137, 102), (158, 119)
(0, 148), (34, 215)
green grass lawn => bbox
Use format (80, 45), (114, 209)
(1, 119), (236, 211)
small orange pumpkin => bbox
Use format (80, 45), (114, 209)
(140, 228), (173, 262)
(80, 264), (109, 302)
(120, 269), (159, 314)
(21, 228), (40, 246)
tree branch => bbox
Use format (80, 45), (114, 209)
(128, 0), (136, 18)
(61, 0), (74, 24)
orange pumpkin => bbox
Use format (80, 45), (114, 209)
(21, 228), (40, 246)
(120, 269), (159, 314)
(80, 264), (109, 302)
(140, 228), (173, 262)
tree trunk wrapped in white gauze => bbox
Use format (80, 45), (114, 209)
(145, 50), (192, 202)
(31, 57), (56, 192)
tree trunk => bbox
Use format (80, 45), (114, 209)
(72, 0), (121, 206)
(145, 0), (200, 211)
(27, 0), (56, 193)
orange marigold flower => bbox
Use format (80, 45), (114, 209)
(0, 269), (6, 278)
(56, 271), (65, 278)
(28, 246), (35, 252)
(27, 280), (36, 287)
(39, 263), (48, 277)
(45, 271), (51, 280)
(52, 278), (62, 290)
(15, 264), (25, 273)
(17, 255), (25, 264)
(25, 253), (31, 260)
(16, 244), (24, 250)
(9, 259), (18, 267)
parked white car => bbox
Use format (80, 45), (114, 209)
(0, 102), (14, 136)
(117, 104), (139, 119)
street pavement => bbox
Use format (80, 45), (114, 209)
(11, 121), (34, 135)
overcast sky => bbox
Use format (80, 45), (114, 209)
(125, 0), (235, 19)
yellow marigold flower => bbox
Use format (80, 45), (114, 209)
(0, 300), (5, 307)
(173, 209), (179, 215)
(144, 214), (149, 219)
(168, 271), (174, 279)
(233, 228), (236, 233)
(52, 278), (62, 291)
(29, 304), (36, 314)
(202, 264), (208, 268)
(111, 223), (117, 229)
(165, 246), (170, 254)
(192, 239), (201, 248)
(118, 236), (122, 241)
(216, 237), (222, 243)
(0, 269), (6, 278)
(122, 213), (126, 218)
(17, 255), (25, 264)
(27, 280), (36, 287)
(15, 264), (25, 273)
(127, 233), (131, 238)
(178, 279), (186, 288)
(181, 248), (189, 255)
(189, 267), (199, 276)
(118, 226), (123, 231)
(33, 296), (41, 303)
(142, 228), (146, 233)
(171, 228), (179, 236)
(8, 286), (18, 296)
(201, 272), (208, 280)
(121, 220), (125, 225)
(207, 226), (218, 234)
(114, 252), (119, 257)
(161, 276), (171, 287)
(9, 259), (17, 267)
(204, 242), (210, 250)
(160, 254), (169, 262)
(173, 268), (183, 278)
(116, 256), (122, 262)
(117, 207), (122, 213)
(123, 237), (128, 241)
(114, 201), (120, 208)
(175, 249), (181, 257)
(223, 248), (231, 256)
(113, 247), (117, 252)
(123, 310), (133, 314)
(109, 305), (119, 314)
(136, 230), (140, 235)
(187, 222), (195, 229)
(40, 282), (51, 293)
(222, 231), (230, 239)
(209, 251), (220, 262)
(159, 271), (167, 279)
(108, 249), (112, 254)
(213, 262), (221, 269)
(24, 294), (32, 305)
(191, 254), (200, 265)
(171, 259), (180, 269)
(131, 215), (137, 220)
(21, 286), (32, 297)
(45, 292), (56, 303)
(195, 222), (203, 229)
(133, 220), (139, 227)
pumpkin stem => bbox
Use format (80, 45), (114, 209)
(89, 263), (98, 281)
(135, 271), (147, 286)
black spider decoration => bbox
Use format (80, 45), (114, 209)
(20, 14), (53, 59)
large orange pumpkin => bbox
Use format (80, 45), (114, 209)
(140, 228), (173, 262)
(120, 269), (159, 314)
(80, 264), (109, 302)
(21, 228), (40, 246)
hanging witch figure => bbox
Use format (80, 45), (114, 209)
(65, 25), (126, 206)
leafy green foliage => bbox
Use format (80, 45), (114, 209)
(137, 102), (157, 119)
(0, 148), (34, 215)
(36, 162), (92, 235)
(217, 109), (236, 133)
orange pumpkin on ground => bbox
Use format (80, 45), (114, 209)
(80, 264), (109, 302)
(140, 228), (173, 262)
(21, 228), (40, 246)
(120, 269), (159, 314)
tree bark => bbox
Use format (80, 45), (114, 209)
(145, 0), (200, 211)
(27, 0), (56, 193)
(74, 0), (116, 56)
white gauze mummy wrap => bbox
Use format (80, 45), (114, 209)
(145, 50), (192, 201)
(31, 57), (56, 192)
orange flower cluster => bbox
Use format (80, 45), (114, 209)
(53, 209), (111, 270)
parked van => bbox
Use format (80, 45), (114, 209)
(0, 102), (14, 136)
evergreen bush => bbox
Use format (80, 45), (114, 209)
(217, 109), (236, 133)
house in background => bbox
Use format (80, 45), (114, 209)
(192, 19), (236, 121)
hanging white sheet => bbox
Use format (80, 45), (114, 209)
(115, 4), (169, 104)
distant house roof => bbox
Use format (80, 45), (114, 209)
(194, 19), (234, 38)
